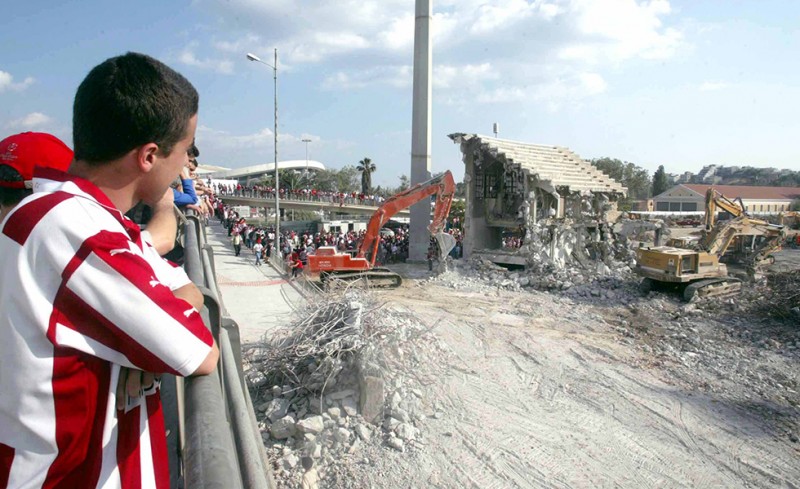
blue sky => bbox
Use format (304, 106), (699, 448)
(2, 0), (799, 187)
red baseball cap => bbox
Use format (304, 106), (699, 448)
(0, 132), (74, 189)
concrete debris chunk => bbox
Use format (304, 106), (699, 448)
(296, 415), (325, 435)
(390, 408), (411, 423)
(328, 389), (355, 400)
(387, 436), (405, 452)
(264, 398), (290, 423)
(335, 427), (351, 443)
(359, 375), (385, 424)
(395, 423), (417, 441)
(270, 415), (296, 439)
(281, 453), (299, 470)
(354, 424), (372, 442)
(341, 397), (358, 417)
(327, 407), (342, 420)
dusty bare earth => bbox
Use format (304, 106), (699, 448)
(318, 254), (800, 488)
(251, 249), (800, 489)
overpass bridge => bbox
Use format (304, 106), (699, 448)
(219, 194), (411, 219)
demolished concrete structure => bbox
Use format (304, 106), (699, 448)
(449, 133), (628, 269)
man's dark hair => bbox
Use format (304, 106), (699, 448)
(73, 52), (199, 164)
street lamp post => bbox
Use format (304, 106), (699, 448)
(302, 138), (311, 183)
(247, 49), (281, 265)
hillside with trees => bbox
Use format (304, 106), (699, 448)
(686, 165), (800, 187)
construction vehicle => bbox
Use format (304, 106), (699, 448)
(635, 188), (786, 301)
(778, 211), (800, 229)
(307, 171), (456, 288)
(702, 188), (785, 266)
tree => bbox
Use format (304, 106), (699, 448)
(591, 157), (651, 201)
(398, 174), (410, 192)
(449, 199), (465, 225)
(652, 165), (670, 197)
(356, 157), (376, 194)
(279, 169), (302, 192)
(336, 165), (361, 193)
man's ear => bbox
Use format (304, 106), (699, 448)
(135, 143), (160, 173)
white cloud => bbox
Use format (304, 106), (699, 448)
(469, 0), (536, 35)
(699, 81), (727, 91)
(177, 45), (234, 74)
(7, 112), (52, 129)
(434, 63), (499, 89)
(190, 0), (684, 103)
(560, 0), (684, 64)
(214, 34), (262, 54)
(287, 31), (370, 64)
(321, 66), (413, 90)
(197, 125), (273, 149)
(0, 71), (35, 92)
(474, 71), (607, 109)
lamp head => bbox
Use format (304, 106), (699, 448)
(246, 53), (261, 62)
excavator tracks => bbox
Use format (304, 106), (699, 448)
(683, 278), (742, 302)
(321, 268), (403, 289)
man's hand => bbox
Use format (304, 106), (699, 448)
(116, 367), (158, 410)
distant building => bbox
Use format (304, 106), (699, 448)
(653, 184), (800, 214)
(208, 160), (326, 183)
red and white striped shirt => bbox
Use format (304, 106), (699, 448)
(0, 169), (213, 488)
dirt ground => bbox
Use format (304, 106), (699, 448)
(324, 251), (800, 488)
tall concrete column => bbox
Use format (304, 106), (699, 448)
(409, 0), (433, 261)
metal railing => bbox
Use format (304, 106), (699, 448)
(169, 212), (274, 489)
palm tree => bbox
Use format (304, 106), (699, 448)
(357, 157), (376, 194)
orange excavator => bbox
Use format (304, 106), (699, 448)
(307, 171), (456, 288)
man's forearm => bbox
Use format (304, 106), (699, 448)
(145, 204), (178, 255)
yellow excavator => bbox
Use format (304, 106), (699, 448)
(635, 188), (786, 301)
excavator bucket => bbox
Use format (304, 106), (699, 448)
(433, 232), (456, 261)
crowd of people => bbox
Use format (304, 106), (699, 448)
(217, 202), (465, 272)
(215, 183), (389, 207)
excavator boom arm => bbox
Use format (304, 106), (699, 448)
(357, 171), (456, 266)
(704, 187), (746, 231)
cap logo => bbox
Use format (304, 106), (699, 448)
(1, 143), (18, 163)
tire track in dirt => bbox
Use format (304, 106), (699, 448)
(368, 283), (800, 488)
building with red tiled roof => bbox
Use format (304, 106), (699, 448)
(653, 184), (800, 214)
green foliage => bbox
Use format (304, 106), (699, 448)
(455, 181), (466, 199)
(652, 165), (670, 196)
(356, 157), (377, 194)
(449, 199), (465, 222)
(278, 169), (303, 192)
(398, 174), (410, 192)
(590, 158), (651, 210)
(336, 165), (361, 193)
(309, 166), (360, 193)
(792, 199), (800, 211)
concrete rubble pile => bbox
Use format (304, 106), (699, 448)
(243, 291), (451, 488)
(721, 270), (800, 322)
(607, 293), (800, 443)
(436, 217), (661, 301)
